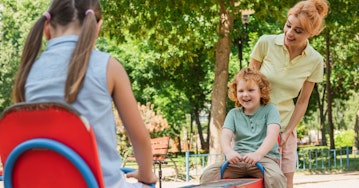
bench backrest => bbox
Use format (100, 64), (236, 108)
(151, 136), (170, 161)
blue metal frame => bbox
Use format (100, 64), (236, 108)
(120, 167), (156, 188)
(220, 161), (265, 179)
(3, 138), (99, 188)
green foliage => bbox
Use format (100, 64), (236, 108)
(114, 102), (170, 156)
(304, 91), (359, 139)
(1, 0), (358, 152)
(334, 130), (355, 148)
(98, 1), (219, 140)
(310, 1), (358, 114)
(298, 145), (329, 151)
(101, 0), (219, 67)
(0, 0), (48, 111)
(296, 123), (310, 139)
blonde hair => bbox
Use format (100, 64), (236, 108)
(13, 0), (102, 103)
(288, 0), (329, 37)
(228, 68), (271, 108)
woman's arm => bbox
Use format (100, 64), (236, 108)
(281, 81), (315, 145)
(107, 57), (156, 184)
(249, 58), (262, 70)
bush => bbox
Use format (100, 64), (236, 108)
(334, 130), (355, 148)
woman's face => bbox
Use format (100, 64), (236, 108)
(283, 15), (311, 48)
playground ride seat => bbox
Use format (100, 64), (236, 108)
(220, 161), (265, 188)
(0, 102), (154, 188)
(178, 163), (264, 188)
(0, 167), (3, 181)
(219, 135), (282, 188)
(220, 161), (265, 179)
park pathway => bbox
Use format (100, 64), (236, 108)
(160, 171), (359, 188)
(1, 171), (358, 188)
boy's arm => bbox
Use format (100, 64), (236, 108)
(256, 123), (280, 157)
(221, 128), (243, 164)
(243, 123), (280, 165)
(221, 128), (234, 154)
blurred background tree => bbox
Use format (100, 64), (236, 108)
(1, 0), (358, 155)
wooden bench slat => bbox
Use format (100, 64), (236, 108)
(122, 136), (179, 188)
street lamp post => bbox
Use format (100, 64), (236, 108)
(238, 9), (254, 69)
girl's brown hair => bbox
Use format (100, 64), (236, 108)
(228, 68), (271, 108)
(13, 0), (102, 103)
(288, 0), (329, 37)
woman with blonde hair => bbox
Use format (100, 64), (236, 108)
(250, 0), (329, 187)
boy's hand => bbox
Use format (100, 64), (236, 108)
(225, 150), (243, 164)
(242, 152), (262, 166)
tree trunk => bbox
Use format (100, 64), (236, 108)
(325, 31), (335, 149)
(314, 85), (327, 146)
(208, 0), (233, 158)
(206, 110), (211, 147)
(194, 110), (209, 152)
(171, 136), (181, 153)
(354, 110), (359, 155)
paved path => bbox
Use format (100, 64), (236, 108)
(293, 171), (359, 188)
(160, 171), (359, 188)
(1, 171), (358, 188)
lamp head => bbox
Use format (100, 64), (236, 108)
(241, 14), (250, 25)
(240, 9), (254, 25)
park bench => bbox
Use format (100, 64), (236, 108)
(123, 136), (179, 188)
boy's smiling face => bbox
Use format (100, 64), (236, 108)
(236, 79), (261, 115)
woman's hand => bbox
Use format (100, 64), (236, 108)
(280, 131), (290, 147)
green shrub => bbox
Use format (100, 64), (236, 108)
(335, 130), (354, 148)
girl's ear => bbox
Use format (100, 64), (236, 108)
(96, 19), (103, 37)
(43, 21), (51, 40)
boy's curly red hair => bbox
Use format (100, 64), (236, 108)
(228, 68), (271, 107)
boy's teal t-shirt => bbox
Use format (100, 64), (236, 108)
(223, 104), (281, 159)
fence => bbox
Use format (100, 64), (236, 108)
(184, 147), (359, 182)
(184, 151), (225, 182)
(296, 147), (359, 170)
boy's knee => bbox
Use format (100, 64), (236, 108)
(199, 163), (222, 184)
(265, 172), (287, 188)
(199, 169), (219, 184)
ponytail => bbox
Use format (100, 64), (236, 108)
(64, 9), (98, 103)
(13, 0), (102, 104)
(13, 15), (48, 103)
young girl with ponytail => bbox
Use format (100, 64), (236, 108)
(12, 0), (157, 187)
